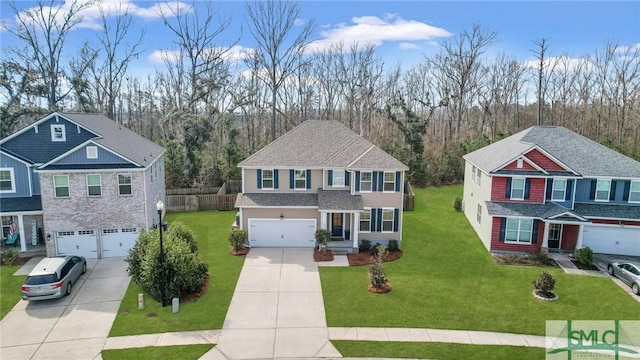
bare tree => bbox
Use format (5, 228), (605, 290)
(245, 0), (316, 140)
(531, 38), (550, 126)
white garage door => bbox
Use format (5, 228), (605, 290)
(583, 225), (640, 256)
(248, 219), (316, 247)
(56, 230), (98, 258)
(102, 227), (139, 258)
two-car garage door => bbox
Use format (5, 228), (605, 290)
(248, 219), (316, 248)
(56, 228), (139, 259)
(583, 225), (640, 257)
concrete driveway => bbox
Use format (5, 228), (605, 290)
(0, 258), (130, 360)
(595, 254), (640, 302)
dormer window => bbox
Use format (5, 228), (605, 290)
(51, 124), (66, 141)
(86, 146), (98, 159)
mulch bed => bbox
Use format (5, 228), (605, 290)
(368, 283), (392, 293)
(0, 256), (32, 266)
(313, 249), (334, 262)
(229, 247), (250, 256)
(347, 250), (403, 266)
(180, 273), (210, 303)
(570, 260), (600, 271)
(493, 254), (559, 267)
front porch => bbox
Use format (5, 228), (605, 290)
(319, 211), (360, 254)
(1, 214), (46, 255)
(541, 221), (583, 254)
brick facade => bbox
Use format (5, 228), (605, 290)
(490, 217), (544, 253)
(560, 224), (579, 250)
(491, 177), (545, 203)
(524, 149), (565, 171)
(503, 159), (537, 170)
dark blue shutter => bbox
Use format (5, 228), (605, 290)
(306, 169), (311, 189)
(372, 172), (378, 191)
(393, 209), (399, 232)
(565, 179), (573, 200)
(505, 178), (512, 198)
(524, 179), (531, 199)
(290, 169), (294, 189)
(395, 172), (401, 192)
(345, 171), (350, 186)
(589, 180), (596, 200)
(499, 218), (506, 242)
(355, 171), (360, 191)
(623, 180), (631, 201)
(609, 181), (617, 201)
(257, 169), (262, 189)
(378, 172), (384, 191)
(370, 208), (376, 231)
(274, 169), (279, 189)
(531, 220), (539, 244)
(377, 209), (383, 232)
(546, 179), (553, 200)
(328, 170), (333, 186)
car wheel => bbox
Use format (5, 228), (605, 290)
(608, 265), (614, 275)
(82, 262), (87, 274)
(633, 283), (640, 295)
(66, 282), (72, 296)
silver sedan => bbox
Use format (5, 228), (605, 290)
(607, 260), (640, 295)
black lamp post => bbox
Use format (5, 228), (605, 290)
(156, 200), (167, 307)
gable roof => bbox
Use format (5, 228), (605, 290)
(238, 120), (408, 171)
(465, 126), (640, 177)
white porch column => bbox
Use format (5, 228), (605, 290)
(576, 224), (585, 249)
(541, 221), (550, 254)
(353, 212), (360, 248)
(320, 211), (327, 230)
(17, 215), (26, 252)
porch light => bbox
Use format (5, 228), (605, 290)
(280, 213), (284, 220)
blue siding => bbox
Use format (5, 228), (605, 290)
(1, 115), (96, 164)
(546, 178), (574, 209)
(55, 145), (131, 166)
(575, 178), (635, 205)
(0, 153), (32, 197)
(31, 170), (41, 195)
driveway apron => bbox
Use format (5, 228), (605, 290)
(0, 258), (130, 360)
(209, 248), (340, 359)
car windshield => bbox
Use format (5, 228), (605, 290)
(24, 274), (58, 285)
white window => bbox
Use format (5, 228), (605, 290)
(118, 173), (132, 196)
(294, 170), (306, 190)
(552, 179), (566, 201)
(505, 218), (533, 243)
(383, 172), (395, 192)
(476, 167), (482, 186)
(595, 179), (611, 201)
(150, 163), (154, 184)
(359, 209), (371, 232)
(0, 169), (15, 193)
(102, 228), (118, 234)
(382, 208), (394, 233)
(360, 171), (372, 192)
(471, 165), (477, 184)
(630, 181), (640, 203)
(53, 175), (69, 198)
(262, 169), (274, 189)
(86, 146), (98, 159)
(1, 216), (14, 239)
(476, 203), (482, 224)
(51, 124), (66, 141)
(516, 158), (523, 168)
(333, 170), (345, 187)
(122, 228), (138, 233)
(511, 178), (525, 200)
(471, 166), (481, 186)
(87, 174), (101, 197)
(57, 231), (75, 236)
(78, 230), (94, 235)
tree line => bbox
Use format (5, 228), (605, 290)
(2, 0), (639, 188)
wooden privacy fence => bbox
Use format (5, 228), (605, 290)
(404, 181), (415, 211)
(166, 183), (237, 212)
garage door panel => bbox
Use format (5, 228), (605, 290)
(583, 225), (640, 257)
(102, 228), (139, 258)
(249, 219), (316, 248)
(56, 230), (98, 258)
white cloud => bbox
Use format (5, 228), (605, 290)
(615, 43), (640, 54)
(294, 18), (306, 26)
(307, 13), (451, 53)
(399, 42), (419, 50)
(523, 56), (592, 73)
(148, 45), (253, 65)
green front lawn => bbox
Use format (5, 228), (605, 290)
(320, 185), (640, 336)
(0, 264), (26, 320)
(102, 344), (214, 360)
(109, 211), (243, 336)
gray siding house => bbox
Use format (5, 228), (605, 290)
(0, 112), (165, 258)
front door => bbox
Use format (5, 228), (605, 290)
(548, 223), (562, 249)
(331, 213), (343, 238)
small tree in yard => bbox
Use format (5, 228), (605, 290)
(315, 229), (331, 254)
(368, 246), (389, 291)
(576, 246), (594, 267)
(229, 229), (248, 251)
(533, 271), (556, 299)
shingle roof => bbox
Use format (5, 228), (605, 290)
(465, 126), (640, 177)
(61, 113), (164, 168)
(0, 196), (42, 212)
(485, 201), (586, 220)
(574, 203), (640, 220)
(318, 190), (362, 211)
(234, 193), (318, 208)
(238, 120), (408, 171)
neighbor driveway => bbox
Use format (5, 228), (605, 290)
(0, 258), (130, 360)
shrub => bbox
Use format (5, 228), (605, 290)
(533, 271), (556, 297)
(126, 224), (208, 303)
(368, 247), (389, 288)
(314, 229), (331, 253)
(371, 243), (386, 257)
(453, 196), (463, 212)
(359, 239), (371, 253)
(576, 247), (594, 267)
(387, 240), (399, 252)
(229, 229), (248, 251)
(1, 249), (19, 265)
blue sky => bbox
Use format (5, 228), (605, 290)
(1, 1), (639, 74)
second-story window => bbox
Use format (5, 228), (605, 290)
(552, 179), (567, 201)
(118, 173), (132, 196)
(595, 179), (611, 201)
(360, 171), (372, 192)
(0, 169), (15, 192)
(262, 169), (274, 189)
(333, 170), (345, 187)
(511, 178), (525, 200)
(87, 174), (102, 197)
(294, 170), (306, 190)
(630, 181), (640, 203)
(383, 172), (395, 192)
(54, 175), (70, 198)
